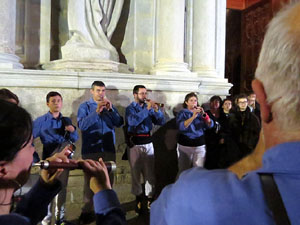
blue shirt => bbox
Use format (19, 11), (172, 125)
(176, 108), (213, 139)
(93, 189), (126, 225)
(77, 98), (123, 154)
(33, 112), (78, 159)
(125, 102), (165, 134)
(151, 142), (300, 225)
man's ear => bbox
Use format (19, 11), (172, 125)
(252, 79), (272, 123)
(0, 162), (8, 178)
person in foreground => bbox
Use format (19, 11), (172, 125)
(0, 100), (126, 225)
(151, 2), (300, 225)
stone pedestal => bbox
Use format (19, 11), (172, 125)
(43, 42), (130, 73)
(42, 59), (130, 73)
(61, 43), (116, 62)
(0, 0), (23, 69)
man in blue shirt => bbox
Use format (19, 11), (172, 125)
(77, 81), (123, 224)
(151, 2), (300, 225)
(125, 85), (165, 214)
(33, 91), (78, 225)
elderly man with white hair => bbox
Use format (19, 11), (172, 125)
(150, 2), (300, 225)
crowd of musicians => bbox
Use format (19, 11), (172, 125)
(0, 82), (262, 224)
(1, 4), (300, 224)
(0, 82), (261, 224)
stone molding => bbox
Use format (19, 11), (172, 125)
(0, 69), (232, 95)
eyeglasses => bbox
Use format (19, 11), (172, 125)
(238, 101), (247, 104)
(138, 92), (148, 96)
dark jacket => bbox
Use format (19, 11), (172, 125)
(0, 179), (61, 225)
(218, 111), (233, 140)
(229, 107), (260, 156)
(250, 101), (261, 124)
(204, 110), (222, 169)
(217, 110), (241, 168)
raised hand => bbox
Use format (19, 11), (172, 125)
(105, 99), (112, 111)
(96, 101), (107, 114)
(65, 125), (75, 133)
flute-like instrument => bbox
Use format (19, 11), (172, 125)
(32, 160), (116, 173)
(145, 99), (164, 107)
(193, 106), (207, 117)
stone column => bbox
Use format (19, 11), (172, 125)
(39, 0), (51, 64)
(0, 0), (23, 69)
(151, 0), (191, 75)
(191, 0), (226, 77)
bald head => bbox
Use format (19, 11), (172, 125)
(255, 2), (300, 131)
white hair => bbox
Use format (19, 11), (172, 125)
(255, 1), (300, 131)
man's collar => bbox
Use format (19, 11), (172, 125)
(46, 111), (62, 119)
(89, 98), (97, 104)
(132, 101), (145, 108)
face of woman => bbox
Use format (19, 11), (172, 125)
(222, 100), (232, 112)
(211, 99), (220, 110)
(3, 137), (35, 185)
(185, 96), (198, 110)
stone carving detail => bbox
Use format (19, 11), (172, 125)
(62, 0), (124, 62)
(0, 0), (16, 54)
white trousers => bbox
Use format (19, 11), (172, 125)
(128, 143), (155, 197)
(177, 144), (206, 176)
(43, 169), (69, 223)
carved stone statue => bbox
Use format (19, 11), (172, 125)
(62, 0), (124, 62)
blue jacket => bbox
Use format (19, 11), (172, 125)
(0, 178), (61, 225)
(0, 180), (126, 225)
(151, 142), (300, 225)
(33, 112), (79, 159)
(77, 98), (123, 154)
(125, 102), (165, 134)
(176, 108), (213, 139)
